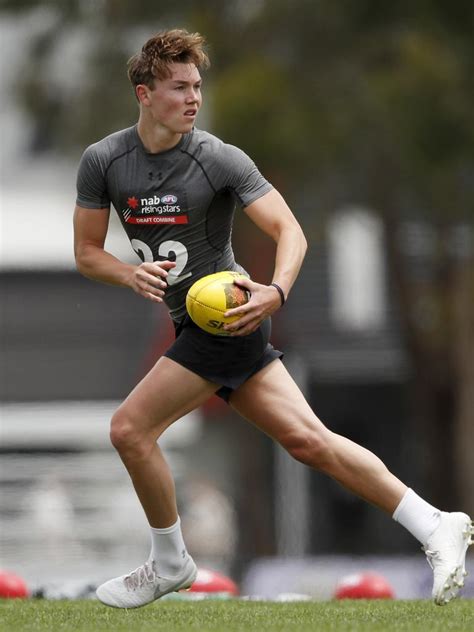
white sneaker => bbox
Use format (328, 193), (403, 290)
(96, 555), (197, 608)
(423, 511), (473, 605)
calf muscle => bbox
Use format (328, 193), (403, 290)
(230, 359), (406, 514)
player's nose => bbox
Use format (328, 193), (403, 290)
(186, 89), (200, 104)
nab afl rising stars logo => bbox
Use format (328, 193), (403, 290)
(122, 193), (187, 224)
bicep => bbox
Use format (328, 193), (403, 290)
(73, 205), (110, 256)
(243, 189), (301, 242)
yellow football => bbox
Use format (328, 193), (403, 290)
(186, 271), (250, 335)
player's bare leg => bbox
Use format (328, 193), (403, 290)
(97, 357), (218, 608)
(230, 358), (473, 604)
(230, 359), (406, 513)
(110, 356), (218, 527)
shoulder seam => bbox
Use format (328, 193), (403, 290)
(180, 149), (217, 194)
(104, 145), (138, 176)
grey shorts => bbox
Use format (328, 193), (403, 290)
(164, 315), (283, 401)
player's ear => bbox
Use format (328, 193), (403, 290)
(136, 84), (151, 105)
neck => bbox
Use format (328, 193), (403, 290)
(137, 119), (182, 154)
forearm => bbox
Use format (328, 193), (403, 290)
(244, 189), (307, 301)
(224, 223), (307, 335)
(271, 224), (307, 300)
(75, 243), (136, 289)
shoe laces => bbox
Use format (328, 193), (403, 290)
(423, 548), (440, 570)
(124, 560), (157, 591)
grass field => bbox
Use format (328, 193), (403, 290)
(1, 599), (473, 632)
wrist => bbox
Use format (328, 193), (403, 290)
(123, 264), (138, 289)
(270, 282), (286, 306)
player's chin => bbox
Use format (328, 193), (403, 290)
(180, 118), (196, 131)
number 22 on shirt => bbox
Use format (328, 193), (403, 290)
(131, 239), (192, 286)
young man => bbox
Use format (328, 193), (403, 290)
(74, 29), (472, 608)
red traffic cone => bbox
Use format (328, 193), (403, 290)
(189, 568), (238, 596)
(0, 570), (29, 599)
(334, 571), (394, 600)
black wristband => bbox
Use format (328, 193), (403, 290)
(270, 282), (286, 306)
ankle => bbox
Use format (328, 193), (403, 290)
(393, 488), (441, 546)
(150, 517), (189, 576)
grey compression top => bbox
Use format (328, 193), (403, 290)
(76, 126), (273, 322)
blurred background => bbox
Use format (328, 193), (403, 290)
(1, 0), (473, 600)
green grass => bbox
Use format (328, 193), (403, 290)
(0, 599), (473, 632)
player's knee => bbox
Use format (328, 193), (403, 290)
(281, 427), (333, 469)
(110, 408), (149, 461)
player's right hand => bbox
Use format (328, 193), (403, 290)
(128, 260), (176, 303)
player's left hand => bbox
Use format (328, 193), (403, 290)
(223, 277), (283, 336)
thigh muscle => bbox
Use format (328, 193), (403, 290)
(229, 359), (328, 442)
(118, 356), (219, 438)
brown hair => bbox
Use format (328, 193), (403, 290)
(127, 29), (210, 89)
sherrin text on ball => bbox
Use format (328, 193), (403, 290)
(186, 271), (250, 335)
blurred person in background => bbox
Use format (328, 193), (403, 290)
(73, 29), (473, 609)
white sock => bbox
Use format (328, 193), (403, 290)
(150, 517), (188, 576)
(392, 488), (441, 546)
